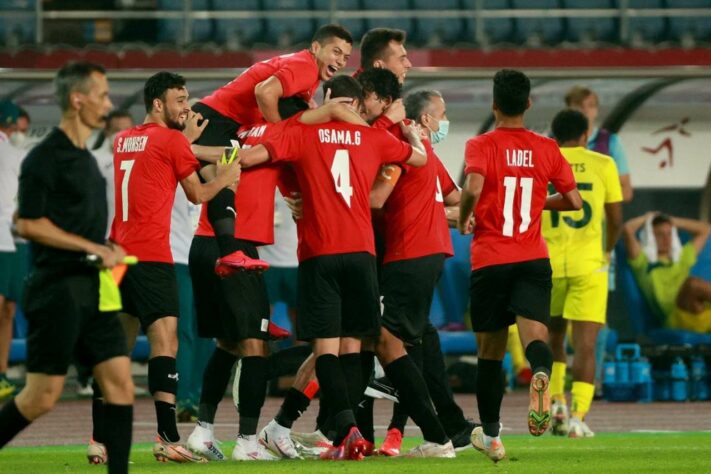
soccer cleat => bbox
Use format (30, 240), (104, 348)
(0, 377), (17, 399)
(568, 417), (595, 438)
(187, 423), (225, 461)
(471, 426), (505, 463)
(232, 435), (280, 461)
(153, 435), (208, 463)
(268, 321), (291, 340)
(75, 380), (94, 398)
(407, 440), (456, 458)
(450, 419), (479, 451)
(319, 443), (346, 460)
(87, 438), (107, 465)
(364, 376), (399, 402)
(320, 426), (367, 461)
(528, 371), (551, 436)
(215, 250), (270, 277)
(550, 400), (570, 436)
(259, 419), (302, 459)
(378, 427), (402, 456)
(291, 429), (332, 457)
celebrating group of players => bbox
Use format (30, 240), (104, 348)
(0, 20), (624, 474)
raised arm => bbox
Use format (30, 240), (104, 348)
(673, 216), (711, 254)
(254, 76), (284, 123)
(400, 123), (427, 167)
(299, 101), (368, 127)
(623, 212), (654, 260)
(180, 158), (240, 205)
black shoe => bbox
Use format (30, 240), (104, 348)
(364, 376), (399, 402)
(450, 419), (480, 450)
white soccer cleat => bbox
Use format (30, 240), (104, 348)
(291, 429), (332, 457)
(232, 435), (280, 461)
(471, 426), (506, 463)
(87, 438), (107, 464)
(568, 417), (595, 438)
(259, 419), (302, 459)
(407, 440), (456, 458)
(550, 400), (570, 436)
(187, 423), (225, 461)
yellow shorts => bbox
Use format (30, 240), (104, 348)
(671, 307), (711, 333)
(550, 270), (609, 324)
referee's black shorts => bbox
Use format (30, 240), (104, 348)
(297, 252), (380, 341)
(23, 267), (128, 375)
(192, 102), (241, 147)
(120, 262), (179, 332)
(469, 258), (552, 333)
(381, 253), (445, 345)
(189, 236), (270, 342)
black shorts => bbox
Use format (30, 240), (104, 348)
(189, 236), (270, 342)
(469, 258), (552, 332)
(381, 254), (445, 345)
(23, 268), (128, 375)
(298, 252), (380, 341)
(192, 102), (241, 147)
(121, 262), (179, 331)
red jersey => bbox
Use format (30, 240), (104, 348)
(464, 127), (576, 270)
(195, 118), (298, 245)
(262, 121), (413, 262)
(111, 123), (199, 263)
(200, 50), (319, 126)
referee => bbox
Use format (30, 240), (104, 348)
(0, 61), (134, 474)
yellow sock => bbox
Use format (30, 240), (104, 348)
(507, 325), (527, 373)
(571, 381), (595, 419)
(550, 361), (567, 401)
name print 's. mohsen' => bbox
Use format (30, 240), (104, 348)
(116, 135), (148, 153)
(506, 149), (534, 168)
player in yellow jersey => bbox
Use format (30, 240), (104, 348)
(542, 109), (623, 438)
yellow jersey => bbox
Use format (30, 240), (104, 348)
(542, 146), (623, 277)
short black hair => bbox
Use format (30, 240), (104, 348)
(143, 71), (186, 113)
(278, 97), (309, 119)
(405, 90), (442, 122)
(321, 75), (364, 104)
(312, 24), (353, 46)
(652, 213), (672, 227)
(493, 69), (530, 117)
(18, 106), (29, 121)
(54, 61), (106, 112)
(357, 68), (401, 102)
(551, 108), (589, 145)
(360, 28), (406, 69)
(107, 109), (133, 122)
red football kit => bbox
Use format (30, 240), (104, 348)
(194, 117), (300, 246)
(111, 123), (199, 263)
(200, 50), (319, 126)
(464, 127), (576, 270)
(262, 121), (413, 262)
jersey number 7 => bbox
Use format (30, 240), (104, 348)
(119, 160), (135, 222)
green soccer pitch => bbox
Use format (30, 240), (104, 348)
(3, 432), (710, 473)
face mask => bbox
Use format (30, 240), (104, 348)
(429, 117), (449, 144)
(9, 131), (26, 148)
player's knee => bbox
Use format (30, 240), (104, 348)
(238, 338), (267, 357)
(148, 356), (178, 396)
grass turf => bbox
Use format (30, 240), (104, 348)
(2, 432), (710, 473)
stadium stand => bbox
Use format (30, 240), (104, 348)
(263, 0), (316, 47)
(214, 0), (264, 48)
(411, 0), (465, 47)
(361, 0), (414, 41)
(511, 0), (564, 46)
(313, 0), (365, 42)
(563, 0), (618, 45)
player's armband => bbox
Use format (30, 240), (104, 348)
(376, 164), (402, 187)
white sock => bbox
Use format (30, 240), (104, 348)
(197, 421), (214, 433)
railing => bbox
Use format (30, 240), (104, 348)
(2, 0), (711, 46)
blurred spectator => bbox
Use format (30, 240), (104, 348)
(624, 212), (711, 333)
(0, 100), (27, 399)
(9, 108), (30, 149)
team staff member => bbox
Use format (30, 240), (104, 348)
(107, 71), (239, 464)
(459, 70), (582, 462)
(193, 25), (353, 266)
(0, 61), (134, 474)
(543, 109), (623, 438)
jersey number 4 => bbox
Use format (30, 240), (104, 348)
(331, 150), (353, 207)
(502, 176), (533, 237)
(119, 160), (135, 222)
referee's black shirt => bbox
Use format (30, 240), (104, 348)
(18, 127), (108, 269)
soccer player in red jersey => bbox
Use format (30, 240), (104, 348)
(458, 69), (582, 462)
(105, 72), (239, 464)
(191, 25), (353, 269)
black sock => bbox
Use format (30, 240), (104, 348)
(103, 403), (132, 474)
(388, 401), (409, 434)
(315, 354), (355, 445)
(315, 390), (330, 432)
(267, 345), (312, 379)
(384, 355), (448, 444)
(275, 388), (311, 429)
(476, 358), (504, 437)
(360, 351), (375, 390)
(237, 356), (269, 436)
(207, 189), (238, 257)
(339, 353), (363, 414)
(91, 380), (105, 443)
(421, 326), (467, 436)
(525, 340), (553, 377)
(198, 348), (238, 424)
(0, 399), (31, 448)
(355, 396), (375, 442)
(155, 401), (179, 443)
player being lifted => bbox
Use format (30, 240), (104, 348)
(458, 70), (582, 462)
